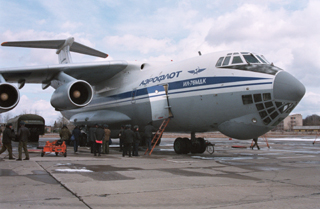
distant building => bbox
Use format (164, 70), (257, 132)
(293, 126), (320, 133)
(274, 114), (303, 131)
(45, 126), (52, 133)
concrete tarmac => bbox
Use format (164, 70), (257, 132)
(1, 137), (320, 209)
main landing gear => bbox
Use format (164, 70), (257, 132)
(173, 134), (206, 154)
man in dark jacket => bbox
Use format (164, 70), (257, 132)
(94, 124), (105, 156)
(123, 125), (134, 157)
(17, 122), (31, 160)
(72, 126), (81, 153)
(119, 125), (125, 152)
(0, 123), (16, 160)
(133, 125), (141, 156)
(144, 122), (157, 151)
(88, 125), (97, 153)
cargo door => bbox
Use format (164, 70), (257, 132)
(147, 85), (172, 121)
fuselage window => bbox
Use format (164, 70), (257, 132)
(256, 55), (267, 64)
(243, 54), (260, 64)
(232, 56), (243, 64)
(242, 95), (253, 105)
(263, 93), (271, 101)
(222, 56), (231, 66)
(216, 57), (224, 66)
(253, 94), (262, 103)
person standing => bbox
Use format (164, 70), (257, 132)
(251, 138), (260, 150)
(94, 124), (105, 156)
(72, 126), (81, 153)
(59, 124), (71, 142)
(16, 122), (31, 161)
(144, 122), (157, 151)
(103, 124), (111, 154)
(0, 123), (16, 160)
(119, 125), (125, 152)
(123, 125), (134, 157)
(88, 125), (97, 153)
(133, 125), (141, 156)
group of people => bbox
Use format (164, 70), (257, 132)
(0, 122), (30, 160)
(0, 121), (158, 160)
(60, 124), (111, 156)
(119, 122), (157, 157)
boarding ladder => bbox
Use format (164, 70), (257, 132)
(313, 132), (319, 145)
(144, 118), (171, 156)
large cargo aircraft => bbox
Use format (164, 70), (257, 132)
(0, 37), (305, 154)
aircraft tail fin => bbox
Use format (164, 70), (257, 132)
(1, 37), (108, 64)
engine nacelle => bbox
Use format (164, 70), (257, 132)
(0, 83), (20, 113)
(51, 80), (93, 110)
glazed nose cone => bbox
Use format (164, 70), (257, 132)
(273, 71), (305, 102)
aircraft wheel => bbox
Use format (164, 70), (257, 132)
(41, 151), (44, 157)
(197, 138), (206, 153)
(190, 140), (200, 154)
(64, 150), (67, 157)
(182, 137), (191, 154)
(174, 137), (185, 154)
(55, 152), (58, 156)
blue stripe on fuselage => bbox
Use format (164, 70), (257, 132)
(89, 76), (271, 106)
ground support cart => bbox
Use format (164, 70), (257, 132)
(41, 140), (67, 157)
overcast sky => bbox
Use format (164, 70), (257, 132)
(0, 0), (318, 125)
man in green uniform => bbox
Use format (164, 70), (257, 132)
(59, 124), (71, 142)
(17, 121), (31, 161)
(0, 123), (16, 160)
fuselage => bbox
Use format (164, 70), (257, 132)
(63, 51), (305, 140)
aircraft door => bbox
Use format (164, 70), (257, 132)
(147, 85), (172, 121)
(131, 88), (137, 104)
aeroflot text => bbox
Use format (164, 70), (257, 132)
(139, 71), (182, 86)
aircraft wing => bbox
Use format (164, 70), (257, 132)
(0, 60), (128, 85)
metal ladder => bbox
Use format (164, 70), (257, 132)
(144, 118), (171, 155)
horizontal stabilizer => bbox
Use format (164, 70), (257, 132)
(1, 38), (108, 58)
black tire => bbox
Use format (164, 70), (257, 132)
(55, 152), (58, 156)
(174, 137), (185, 154)
(197, 138), (206, 153)
(64, 150), (67, 157)
(41, 151), (44, 157)
(190, 140), (200, 154)
(182, 138), (191, 154)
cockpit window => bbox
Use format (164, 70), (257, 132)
(256, 55), (267, 64)
(216, 57), (224, 67)
(222, 56), (231, 66)
(215, 52), (280, 75)
(243, 54), (260, 63)
(232, 56), (243, 64)
(261, 55), (269, 63)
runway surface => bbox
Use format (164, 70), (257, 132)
(1, 135), (320, 208)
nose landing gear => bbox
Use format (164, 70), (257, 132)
(173, 136), (206, 154)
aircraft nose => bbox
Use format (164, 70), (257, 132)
(273, 71), (305, 102)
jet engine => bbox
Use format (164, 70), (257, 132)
(50, 80), (93, 110)
(0, 83), (20, 113)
